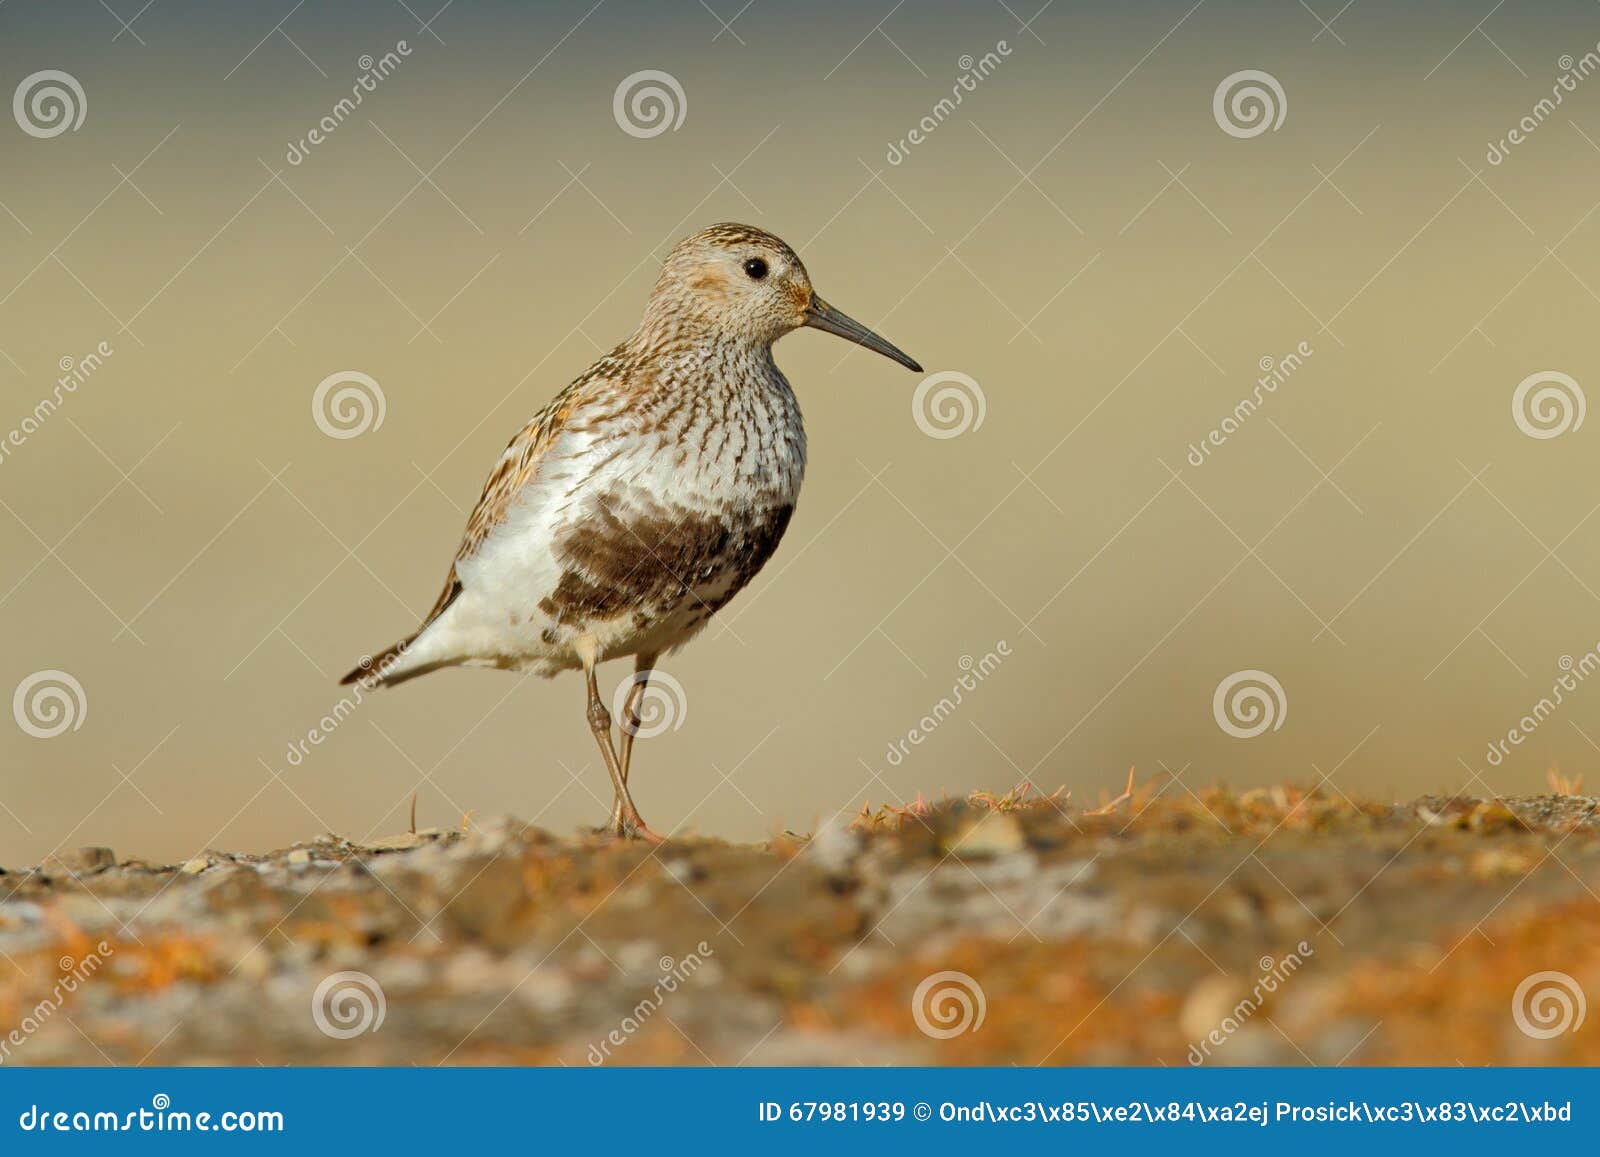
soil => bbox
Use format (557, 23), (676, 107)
(2, 784), (1598, 1066)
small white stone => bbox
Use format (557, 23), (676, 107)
(805, 820), (861, 874)
(516, 969), (576, 1014)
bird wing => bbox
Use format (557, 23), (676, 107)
(339, 359), (633, 686)
(415, 384), (582, 630)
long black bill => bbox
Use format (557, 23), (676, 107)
(804, 296), (922, 373)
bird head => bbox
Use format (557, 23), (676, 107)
(646, 223), (922, 372)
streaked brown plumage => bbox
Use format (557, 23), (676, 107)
(342, 223), (921, 840)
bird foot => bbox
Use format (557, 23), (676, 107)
(590, 812), (667, 845)
(619, 816), (667, 845)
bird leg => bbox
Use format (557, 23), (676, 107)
(607, 656), (657, 832)
(584, 663), (663, 843)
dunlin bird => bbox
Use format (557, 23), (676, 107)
(342, 223), (920, 841)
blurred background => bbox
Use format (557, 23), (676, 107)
(3, 0), (1600, 866)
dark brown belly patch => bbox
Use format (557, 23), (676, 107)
(538, 488), (794, 630)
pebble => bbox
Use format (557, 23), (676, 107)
(660, 858), (697, 884)
(805, 821), (861, 874)
(181, 857), (209, 875)
(374, 955), (432, 991)
(617, 940), (664, 977)
(943, 811), (1026, 858)
(43, 847), (117, 876)
(366, 832), (426, 851)
(515, 968), (576, 1014)
(442, 946), (516, 993)
(1179, 974), (1248, 1042)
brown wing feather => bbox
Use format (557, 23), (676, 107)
(423, 389), (577, 625)
(339, 342), (643, 688)
(337, 392), (577, 687)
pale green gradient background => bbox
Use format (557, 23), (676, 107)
(3, 0), (1600, 865)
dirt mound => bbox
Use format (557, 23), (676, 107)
(2, 787), (1597, 1065)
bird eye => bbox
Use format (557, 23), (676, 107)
(743, 257), (768, 281)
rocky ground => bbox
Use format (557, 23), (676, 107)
(2, 783), (1599, 1066)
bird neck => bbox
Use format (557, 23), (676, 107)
(627, 309), (777, 382)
